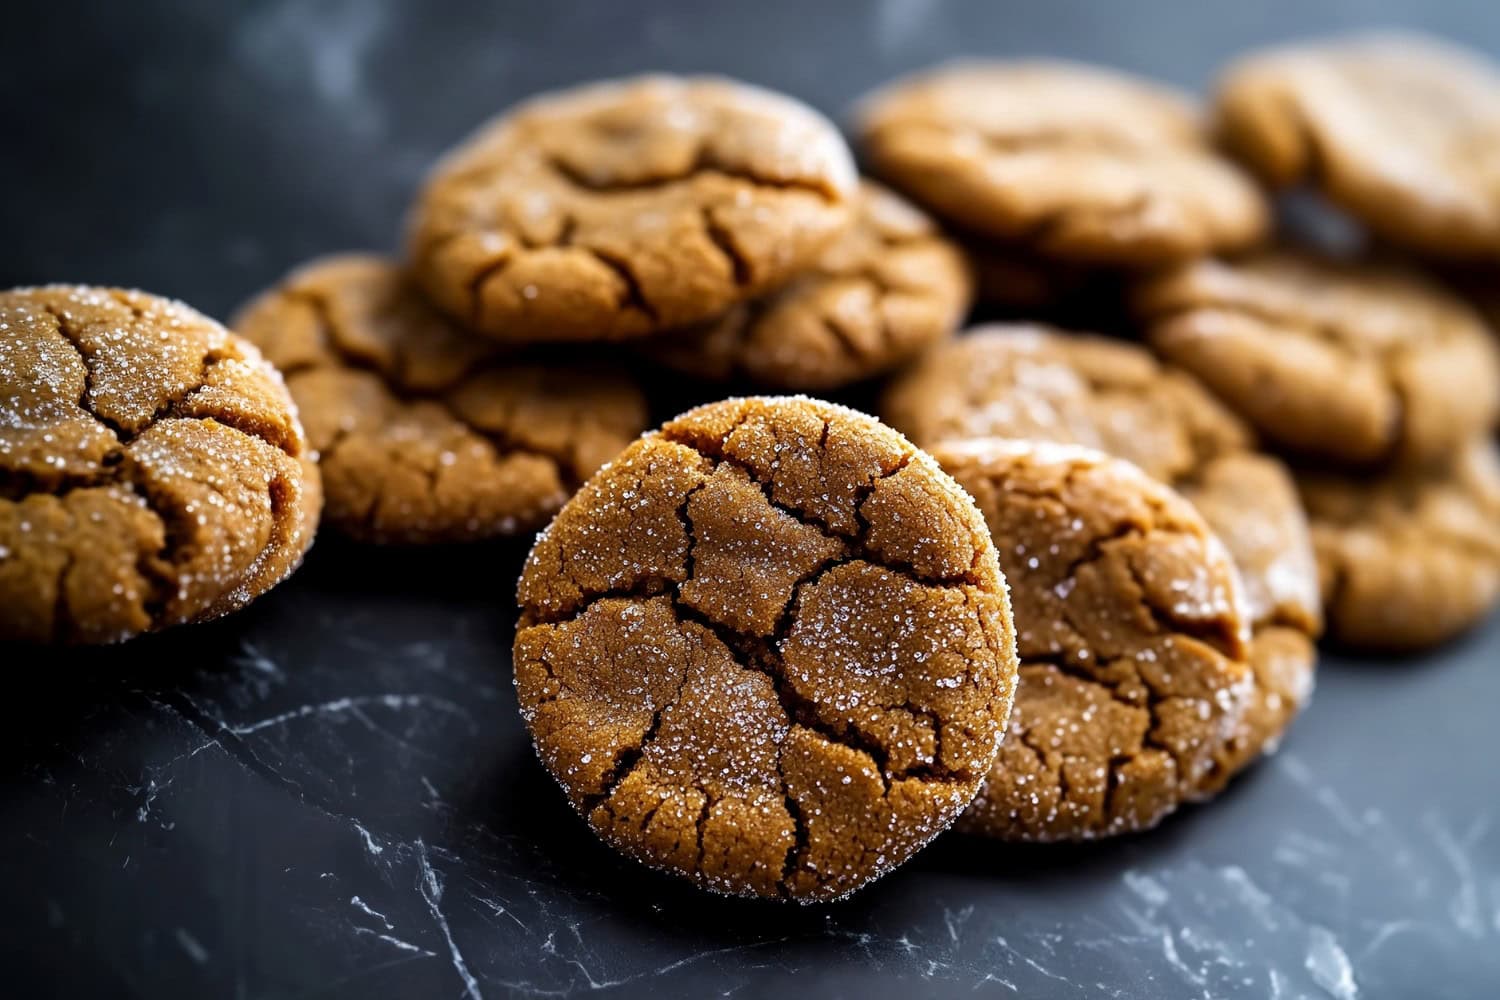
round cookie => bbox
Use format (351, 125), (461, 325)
(513, 397), (1018, 901)
(637, 181), (970, 390)
(233, 255), (648, 544)
(1300, 439), (1500, 651)
(1135, 250), (1500, 467)
(1216, 32), (1500, 258)
(408, 75), (858, 343)
(1, 285), (320, 644)
(934, 439), (1253, 841)
(881, 326), (1321, 788)
(857, 60), (1267, 265)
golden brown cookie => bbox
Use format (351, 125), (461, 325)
(1300, 439), (1500, 651)
(233, 255), (648, 544)
(408, 75), (858, 343)
(513, 397), (1018, 900)
(1217, 32), (1500, 258)
(881, 326), (1320, 788)
(0, 286), (320, 644)
(857, 60), (1267, 265)
(934, 440), (1253, 840)
(1136, 250), (1500, 467)
(636, 181), (970, 389)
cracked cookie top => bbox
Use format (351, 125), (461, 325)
(233, 255), (648, 544)
(513, 396), (1018, 901)
(856, 61), (1267, 265)
(1300, 439), (1500, 651)
(637, 181), (971, 390)
(1216, 32), (1500, 257)
(932, 440), (1253, 840)
(407, 75), (858, 343)
(1136, 250), (1500, 468)
(0, 285), (320, 644)
(881, 327), (1320, 787)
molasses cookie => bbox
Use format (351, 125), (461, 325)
(1217, 32), (1500, 257)
(882, 327), (1320, 788)
(857, 61), (1267, 265)
(513, 397), (1018, 900)
(637, 181), (970, 390)
(233, 255), (648, 544)
(409, 75), (858, 343)
(1, 286), (320, 644)
(1136, 250), (1500, 467)
(1300, 439), (1500, 651)
(934, 440), (1253, 840)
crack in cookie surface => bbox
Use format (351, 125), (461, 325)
(513, 397), (1017, 901)
(232, 255), (648, 544)
(638, 181), (971, 391)
(1, 285), (318, 644)
(408, 75), (858, 342)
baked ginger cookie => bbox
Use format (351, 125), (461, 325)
(1135, 250), (1500, 468)
(857, 61), (1266, 265)
(882, 327), (1320, 791)
(637, 181), (970, 390)
(1300, 440), (1500, 651)
(233, 255), (647, 544)
(934, 440), (1253, 840)
(513, 397), (1018, 900)
(1, 286), (320, 644)
(408, 75), (858, 343)
(1217, 33), (1500, 257)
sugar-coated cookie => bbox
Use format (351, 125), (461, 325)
(409, 76), (858, 343)
(513, 397), (1018, 901)
(1, 286), (320, 644)
(234, 255), (648, 543)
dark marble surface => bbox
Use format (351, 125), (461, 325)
(3, 2), (1499, 998)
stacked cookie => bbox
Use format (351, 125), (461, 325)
(5, 39), (1499, 904)
(858, 40), (1500, 656)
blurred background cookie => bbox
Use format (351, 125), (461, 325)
(233, 255), (648, 544)
(513, 397), (1017, 900)
(934, 439), (1253, 840)
(636, 181), (970, 390)
(408, 75), (858, 343)
(857, 60), (1267, 266)
(1, 286), (320, 644)
(1217, 32), (1500, 258)
(1299, 439), (1500, 651)
(1136, 249), (1500, 468)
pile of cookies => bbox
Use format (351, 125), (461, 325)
(3, 31), (1499, 904)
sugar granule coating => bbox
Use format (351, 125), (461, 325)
(1136, 250), (1500, 468)
(513, 396), (1019, 902)
(933, 440), (1254, 841)
(0, 285), (321, 644)
(1300, 440), (1500, 652)
(856, 60), (1267, 265)
(882, 326), (1320, 791)
(408, 75), (858, 343)
(1216, 32), (1500, 258)
(638, 181), (971, 390)
(232, 255), (648, 544)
